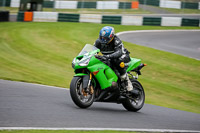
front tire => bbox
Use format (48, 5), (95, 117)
(70, 76), (94, 108)
(122, 79), (145, 112)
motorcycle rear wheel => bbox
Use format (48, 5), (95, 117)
(70, 76), (95, 108)
(122, 79), (145, 112)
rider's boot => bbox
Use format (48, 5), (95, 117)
(121, 73), (139, 96)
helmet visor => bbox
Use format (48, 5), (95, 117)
(100, 36), (110, 42)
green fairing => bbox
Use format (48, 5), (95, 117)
(74, 73), (88, 76)
(88, 56), (118, 89)
(72, 44), (141, 90)
(126, 58), (141, 72)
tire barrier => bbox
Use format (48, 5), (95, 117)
(161, 17), (182, 27)
(43, 1), (54, 8)
(58, 13), (80, 22)
(102, 16), (121, 25)
(16, 11), (200, 27)
(10, 0), (20, 7)
(139, 0), (160, 6)
(143, 17), (162, 26)
(24, 12), (33, 22)
(181, 19), (200, 27)
(97, 1), (119, 9)
(122, 16), (143, 25)
(17, 11), (24, 22)
(55, 1), (78, 9)
(80, 14), (102, 23)
(0, 11), (9, 22)
(140, 0), (200, 10)
(33, 12), (58, 22)
(131, 2), (139, 9)
(160, 0), (181, 9)
(199, 2), (200, 10)
(182, 2), (198, 9)
(0, 0), (11, 7)
(77, 2), (96, 9)
(119, 2), (132, 9)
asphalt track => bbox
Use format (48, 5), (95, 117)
(1, 30), (200, 132)
(117, 30), (200, 60)
(0, 79), (200, 132)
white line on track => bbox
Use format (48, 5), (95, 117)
(0, 127), (199, 133)
(0, 79), (68, 90)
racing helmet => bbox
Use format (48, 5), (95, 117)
(99, 26), (115, 44)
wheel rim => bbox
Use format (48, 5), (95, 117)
(130, 82), (144, 108)
(75, 78), (94, 104)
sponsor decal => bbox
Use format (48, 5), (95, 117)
(102, 31), (106, 36)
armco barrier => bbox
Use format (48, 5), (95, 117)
(77, 2), (96, 8)
(0, 11), (9, 22)
(161, 17), (181, 26)
(181, 19), (200, 27)
(143, 17), (162, 26)
(122, 16), (143, 25)
(58, 13), (80, 22)
(33, 12), (58, 22)
(80, 14), (102, 23)
(102, 16), (121, 25)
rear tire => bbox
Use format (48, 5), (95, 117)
(70, 76), (94, 108)
(122, 79), (145, 112)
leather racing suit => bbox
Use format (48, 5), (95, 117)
(94, 35), (132, 86)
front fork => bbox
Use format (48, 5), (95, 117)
(128, 72), (139, 79)
(82, 73), (94, 95)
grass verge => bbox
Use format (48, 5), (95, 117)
(0, 22), (199, 113)
(164, 8), (200, 14)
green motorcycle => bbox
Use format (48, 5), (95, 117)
(70, 44), (146, 112)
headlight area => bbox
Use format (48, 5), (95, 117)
(78, 58), (91, 66)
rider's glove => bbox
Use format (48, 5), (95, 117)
(103, 55), (110, 59)
(102, 55), (109, 60)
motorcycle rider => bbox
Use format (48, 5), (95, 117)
(94, 26), (138, 96)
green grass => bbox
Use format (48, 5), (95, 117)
(164, 8), (200, 14)
(0, 22), (200, 114)
(0, 7), (19, 14)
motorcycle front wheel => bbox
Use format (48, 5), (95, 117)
(122, 79), (145, 112)
(70, 76), (95, 108)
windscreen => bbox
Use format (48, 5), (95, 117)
(78, 44), (99, 56)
